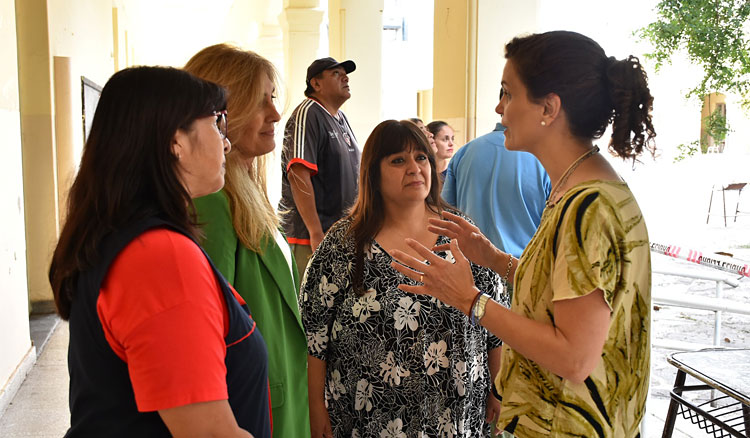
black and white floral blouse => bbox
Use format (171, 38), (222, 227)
(301, 216), (509, 438)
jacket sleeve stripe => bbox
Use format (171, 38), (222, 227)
(294, 99), (314, 159)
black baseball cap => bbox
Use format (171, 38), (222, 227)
(305, 57), (356, 86)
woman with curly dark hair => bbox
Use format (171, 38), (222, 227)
(392, 31), (655, 437)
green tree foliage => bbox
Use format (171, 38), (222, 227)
(637, 0), (750, 106)
(704, 108), (731, 144)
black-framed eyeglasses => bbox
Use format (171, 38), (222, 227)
(213, 110), (228, 140)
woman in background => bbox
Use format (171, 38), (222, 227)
(427, 120), (456, 178)
(392, 30), (655, 437)
(408, 117), (437, 153)
(49, 66), (270, 437)
(185, 44), (310, 438)
(302, 120), (506, 437)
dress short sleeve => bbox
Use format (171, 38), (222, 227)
(551, 189), (622, 309)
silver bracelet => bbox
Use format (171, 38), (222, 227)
(501, 255), (513, 286)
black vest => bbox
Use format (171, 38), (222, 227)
(65, 217), (271, 437)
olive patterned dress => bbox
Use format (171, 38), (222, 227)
(495, 180), (651, 438)
(302, 216), (508, 438)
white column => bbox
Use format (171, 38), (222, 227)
(257, 23), (285, 76)
(257, 0), (286, 71)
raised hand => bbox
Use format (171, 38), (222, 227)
(390, 238), (479, 315)
(428, 211), (502, 270)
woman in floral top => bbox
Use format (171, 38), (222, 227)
(301, 120), (507, 438)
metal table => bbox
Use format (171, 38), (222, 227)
(662, 348), (750, 438)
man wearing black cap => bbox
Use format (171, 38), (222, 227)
(279, 57), (360, 280)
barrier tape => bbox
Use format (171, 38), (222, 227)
(650, 242), (750, 278)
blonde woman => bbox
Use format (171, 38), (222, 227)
(185, 44), (309, 438)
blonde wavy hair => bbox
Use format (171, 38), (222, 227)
(185, 43), (281, 253)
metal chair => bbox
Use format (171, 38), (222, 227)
(706, 183), (747, 226)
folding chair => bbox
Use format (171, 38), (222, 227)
(706, 182), (747, 226)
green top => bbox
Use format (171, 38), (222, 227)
(194, 191), (310, 438)
(496, 180), (651, 438)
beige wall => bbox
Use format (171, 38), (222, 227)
(0, 0), (33, 404)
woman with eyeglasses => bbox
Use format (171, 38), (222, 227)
(391, 31), (655, 437)
(184, 44), (310, 438)
(49, 66), (270, 437)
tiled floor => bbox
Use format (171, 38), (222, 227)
(0, 319), (69, 438)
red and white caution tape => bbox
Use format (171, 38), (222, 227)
(650, 242), (750, 278)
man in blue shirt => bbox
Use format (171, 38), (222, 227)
(442, 123), (550, 258)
